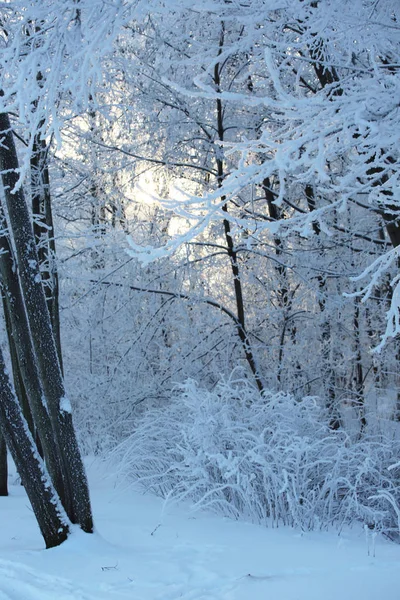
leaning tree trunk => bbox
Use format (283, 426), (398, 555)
(0, 109), (93, 533)
(0, 432), (7, 496)
(2, 292), (34, 435)
(0, 345), (69, 547)
(0, 203), (66, 504)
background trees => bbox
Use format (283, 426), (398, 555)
(45, 0), (400, 439)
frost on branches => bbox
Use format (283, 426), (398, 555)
(132, 0), (400, 349)
(217, 0), (400, 347)
(110, 378), (400, 539)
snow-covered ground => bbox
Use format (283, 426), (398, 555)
(0, 460), (399, 600)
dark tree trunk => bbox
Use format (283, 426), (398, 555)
(0, 433), (7, 496)
(213, 29), (263, 393)
(31, 122), (63, 372)
(0, 345), (69, 547)
(352, 296), (366, 430)
(88, 106), (107, 270)
(0, 109), (93, 533)
(305, 185), (341, 429)
(263, 178), (301, 387)
(0, 220), (65, 502)
(2, 293), (34, 435)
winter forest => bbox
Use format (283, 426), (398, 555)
(0, 0), (400, 582)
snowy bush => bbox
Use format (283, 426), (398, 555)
(109, 378), (400, 538)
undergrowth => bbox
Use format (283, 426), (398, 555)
(109, 378), (400, 538)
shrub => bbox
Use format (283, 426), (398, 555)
(110, 378), (400, 537)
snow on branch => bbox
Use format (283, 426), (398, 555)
(346, 247), (400, 352)
(109, 378), (400, 537)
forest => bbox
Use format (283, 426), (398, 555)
(0, 0), (399, 552)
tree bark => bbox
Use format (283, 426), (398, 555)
(31, 121), (63, 372)
(0, 432), (7, 496)
(0, 345), (69, 547)
(213, 27), (263, 393)
(305, 184), (341, 429)
(0, 209), (66, 503)
(352, 295), (366, 430)
(0, 109), (93, 533)
(263, 178), (301, 387)
(2, 293), (34, 434)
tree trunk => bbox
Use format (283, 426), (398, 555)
(0, 202), (66, 503)
(305, 184), (341, 429)
(88, 106), (107, 270)
(352, 295), (366, 430)
(213, 28), (263, 393)
(0, 433), (7, 496)
(31, 122), (63, 372)
(0, 345), (69, 547)
(0, 109), (93, 533)
(2, 293), (34, 434)
(263, 178), (301, 387)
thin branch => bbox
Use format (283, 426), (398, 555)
(89, 138), (217, 176)
(85, 278), (241, 326)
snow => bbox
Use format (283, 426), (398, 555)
(0, 460), (399, 600)
(59, 396), (72, 414)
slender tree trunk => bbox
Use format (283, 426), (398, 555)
(0, 433), (7, 496)
(31, 121), (63, 372)
(352, 295), (366, 430)
(88, 106), (107, 270)
(262, 178), (301, 387)
(0, 109), (93, 533)
(213, 27), (263, 393)
(305, 184), (341, 429)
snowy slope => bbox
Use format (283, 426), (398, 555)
(0, 460), (399, 600)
